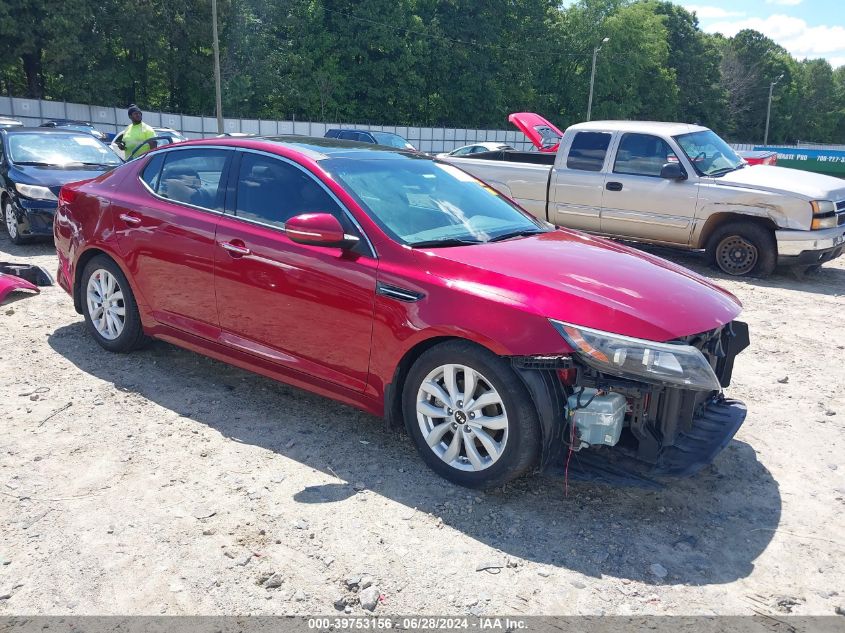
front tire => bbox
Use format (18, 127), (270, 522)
(4, 199), (29, 245)
(402, 341), (540, 489)
(81, 255), (147, 353)
(706, 221), (777, 277)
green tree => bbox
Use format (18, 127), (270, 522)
(651, 1), (724, 128)
(719, 29), (795, 143)
(590, 1), (678, 121)
(791, 59), (837, 142)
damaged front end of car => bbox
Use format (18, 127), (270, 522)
(512, 320), (750, 485)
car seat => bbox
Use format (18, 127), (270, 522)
(160, 164), (212, 207)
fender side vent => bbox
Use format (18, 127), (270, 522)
(376, 282), (424, 302)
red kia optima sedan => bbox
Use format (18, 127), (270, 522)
(54, 137), (749, 488)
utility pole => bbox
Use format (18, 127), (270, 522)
(764, 73), (784, 146)
(587, 37), (609, 122)
(212, 0), (224, 134)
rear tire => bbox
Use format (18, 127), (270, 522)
(402, 341), (540, 489)
(80, 255), (148, 353)
(706, 221), (777, 277)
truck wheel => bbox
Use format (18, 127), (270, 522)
(402, 341), (541, 489)
(707, 222), (777, 277)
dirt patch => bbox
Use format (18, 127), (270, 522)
(1, 240), (843, 616)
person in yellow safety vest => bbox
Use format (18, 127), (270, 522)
(117, 104), (157, 158)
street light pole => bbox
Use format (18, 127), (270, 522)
(212, 0), (224, 134)
(764, 73), (784, 146)
(587, 37), (609, 122)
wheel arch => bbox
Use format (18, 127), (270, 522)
(697, 212), (777, 250)
(383, 335), (497, 430)
(72, 247), (135, 314)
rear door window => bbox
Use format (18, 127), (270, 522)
(140, 153), (165, 191)
(613, 133), (679, 177)
(566, 132), (612, 172)
(156, 149), (231, 211)
(234, 152), (344, 229)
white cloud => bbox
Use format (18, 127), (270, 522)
(765, 0), (802, 5)
(683, 5), (746, 19)
(704, 14), (845, 66)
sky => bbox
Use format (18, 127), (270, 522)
(677, 0), (845, 68)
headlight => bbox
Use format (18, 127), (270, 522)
(15, 183), (58, 201)
(810, 200), (838, 229)
(550, 320), (721, 392)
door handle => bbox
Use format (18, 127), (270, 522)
(605, 182), (623, 191)
(119, 213), (142, 225)
(220, 241), (251, 256)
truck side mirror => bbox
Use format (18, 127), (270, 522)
(660, 162), (686, 180)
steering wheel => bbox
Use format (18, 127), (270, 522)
(127, 135), (175, 160)
(693, 151), (707, 163)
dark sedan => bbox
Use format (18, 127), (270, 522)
(1, 128), (123, 244)
(39, 119), (109, 142)
(325, 128), (416, 150)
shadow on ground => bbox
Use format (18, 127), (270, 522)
(49, 322), (781, 587)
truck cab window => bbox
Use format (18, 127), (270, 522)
(613, 133), (679, 177)
(566, 132), (611, 172)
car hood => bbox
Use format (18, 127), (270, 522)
(714, 165), (845, 200)
(423, 230), (742, 342)
(11, 164), (117, 196)
(508, 112), (564, 153)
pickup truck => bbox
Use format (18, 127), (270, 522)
(442, 116), (845, 276)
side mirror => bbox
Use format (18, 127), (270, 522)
(660, 162), (686, 180)
(285, 213), (359, 249)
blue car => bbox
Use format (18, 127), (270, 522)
(1, 128), (123, 244)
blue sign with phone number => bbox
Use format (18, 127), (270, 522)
(753, 146), (845, 175)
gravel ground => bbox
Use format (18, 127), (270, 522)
(1, 239), (843, 617)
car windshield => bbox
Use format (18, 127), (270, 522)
(371, 132), (414, 150)
(325, 157), (549, 246)
(8, 133), (122, 166)
(673, 130), (744, 176)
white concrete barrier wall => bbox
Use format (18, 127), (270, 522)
(0, 97), (541, 152)
(8, 97), (834, 152)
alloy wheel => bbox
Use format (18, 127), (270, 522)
(415, 363), (509, 472)
(86, 269), (126, 340)
(4, 202), (17, 239)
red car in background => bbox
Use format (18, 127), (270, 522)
(54, 137), (749, 488)
(737, 150), (778, 166)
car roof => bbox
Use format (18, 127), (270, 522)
(168, 135), (420, 161)
(1, 126), (101, 136)
(568, 120), (710, 135)
(43, 119), (95, 126)
(328, 129), (375, 136)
